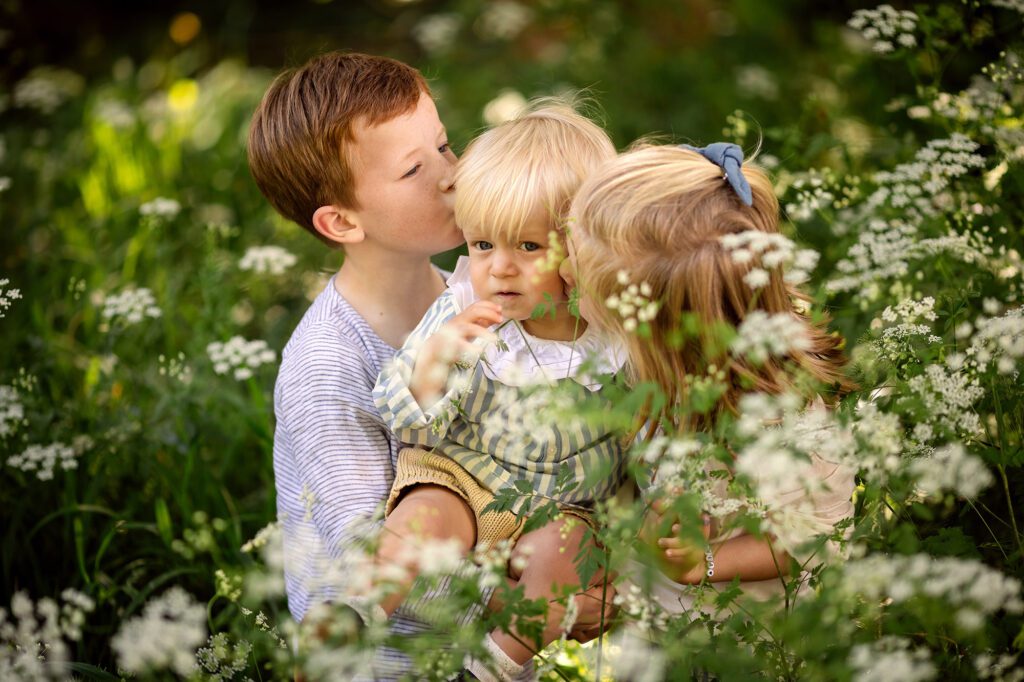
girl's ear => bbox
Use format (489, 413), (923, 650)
(312, 205), (365, 245)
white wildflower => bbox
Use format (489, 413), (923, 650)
(731, 311), (810, 363)
(0, 277), (23, 319)
(476, 1), (533, 40)
(0, 588), (95, 680)
(412, 13), (462, 54)
(0, 384), (24, 437)
(482, 89), (528, 126)
(906, 364), (984, 439)
(207, 336), (276, 381)
(139, 197), (182, 219)
(848, 6), (919, 55)
(238, 245), (298, 275)
(100, 287), (162, 329)
(606, 271), (660, 332)
(110, 587), (207, 677)
(195, 632), (251, 680)
(6, 442), (78, 480)
(400, 537), (465, 576)
(736, 64), (779, 100)
(839, 553), (1024, 626)
(848, 636), (936, 682)
(12, 67), (84, 114)
(909, 442), (994, 499)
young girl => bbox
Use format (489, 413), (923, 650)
(561, 142), (856, 612)
(371, 103), (622, 681)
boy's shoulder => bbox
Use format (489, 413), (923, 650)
(278, 277), (392, 387)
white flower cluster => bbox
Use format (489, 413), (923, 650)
(100, 287), (162, 329)
(975, 650), (1024, 682)
(0, 384), (24, 437)
(238, 245), (297, 275)
(159, 352), (193, 384)
(0, 588), (95, 681)
(412, 13), (462, 54)
(606, 270), (660, 332)
(483, 89), (529, 126)
(848, 5), (918, 54)
(848, 636), (936, 682)
(139, 197), (182, 219)
(207, 336), (276, 381)
(870, 135), (986, 214)
(110, 587), (207, 677)
(827, 218), (990, 299)
(720, 230), (819, 288)
(473, 540), (517, 589)
(964, 306), (1024, 375)
(872, 297), (942, 365)
(611, 582), (670, 633)
(838, 553), (1024, 631)
(909, 442), (993, 499)
(639, 435), (745, 518)
(735, 64), (779, 100)
(12, 67), (85, 114)
(476, 1), (533, 40)
(0, 278), (22, 319)
(396, 536), (465, 577)
(195, 632), (252, 680)
(906, 364), (984, 439)
(990, 0), (1024, 14)
(6, 442), (77, 480)
(785, 168), (838, 221)
(731, 311), (810, 363)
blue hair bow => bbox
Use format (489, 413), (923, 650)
(679, 142), (753, 206)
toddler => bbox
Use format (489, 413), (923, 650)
(372, 103), (623, 681)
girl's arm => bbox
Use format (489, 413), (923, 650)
(656, 529), (790, 584)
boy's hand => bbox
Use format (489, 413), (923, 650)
(409, 301), (503, 406)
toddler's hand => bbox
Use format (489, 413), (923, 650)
(652, 514), (714, 585)
(409, 301), (503, 406)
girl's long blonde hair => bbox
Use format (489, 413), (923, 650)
(570, 144), (854, 431)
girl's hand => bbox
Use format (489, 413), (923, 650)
(645, 509), (715, 585)
(409, 301), (503, 405)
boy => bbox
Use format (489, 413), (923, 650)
(248, 52), (607, 679)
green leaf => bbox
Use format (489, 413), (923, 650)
(155, 497), (174, 546)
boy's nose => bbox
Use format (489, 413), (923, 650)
(438, 157), (456, 193)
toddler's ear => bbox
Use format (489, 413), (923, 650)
(312, 205), (364, 246)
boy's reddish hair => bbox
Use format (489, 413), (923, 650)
(247, 51), (430, 245)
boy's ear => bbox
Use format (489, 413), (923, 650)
(312, 205), (364, 245)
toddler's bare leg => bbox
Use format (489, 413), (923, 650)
(490, 516), (603, 665)
(377, 484), (476, 616)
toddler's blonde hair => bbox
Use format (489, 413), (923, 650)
(455, 98), (616, 241)
(570, 144), (854, 430)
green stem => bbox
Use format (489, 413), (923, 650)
(998, 464), (1023, 559)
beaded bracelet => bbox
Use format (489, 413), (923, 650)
(704, 545), (716, 579)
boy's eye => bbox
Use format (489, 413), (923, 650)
(473, 240), (493, 251)
(439, 142), (451, 154)
(402, 164), (421, 179)
(520, 242), (542, 252)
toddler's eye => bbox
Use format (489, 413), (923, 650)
(520, 242), (542, 252)
(473, 240), (493, 251)
(438, 142), (451, 154)
(402, 164), (421, 179)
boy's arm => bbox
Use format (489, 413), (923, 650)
(277, 328), (400, 558)
(373, 294), (490, 445)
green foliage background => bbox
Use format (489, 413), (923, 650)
(1, 0), (1022, 680)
